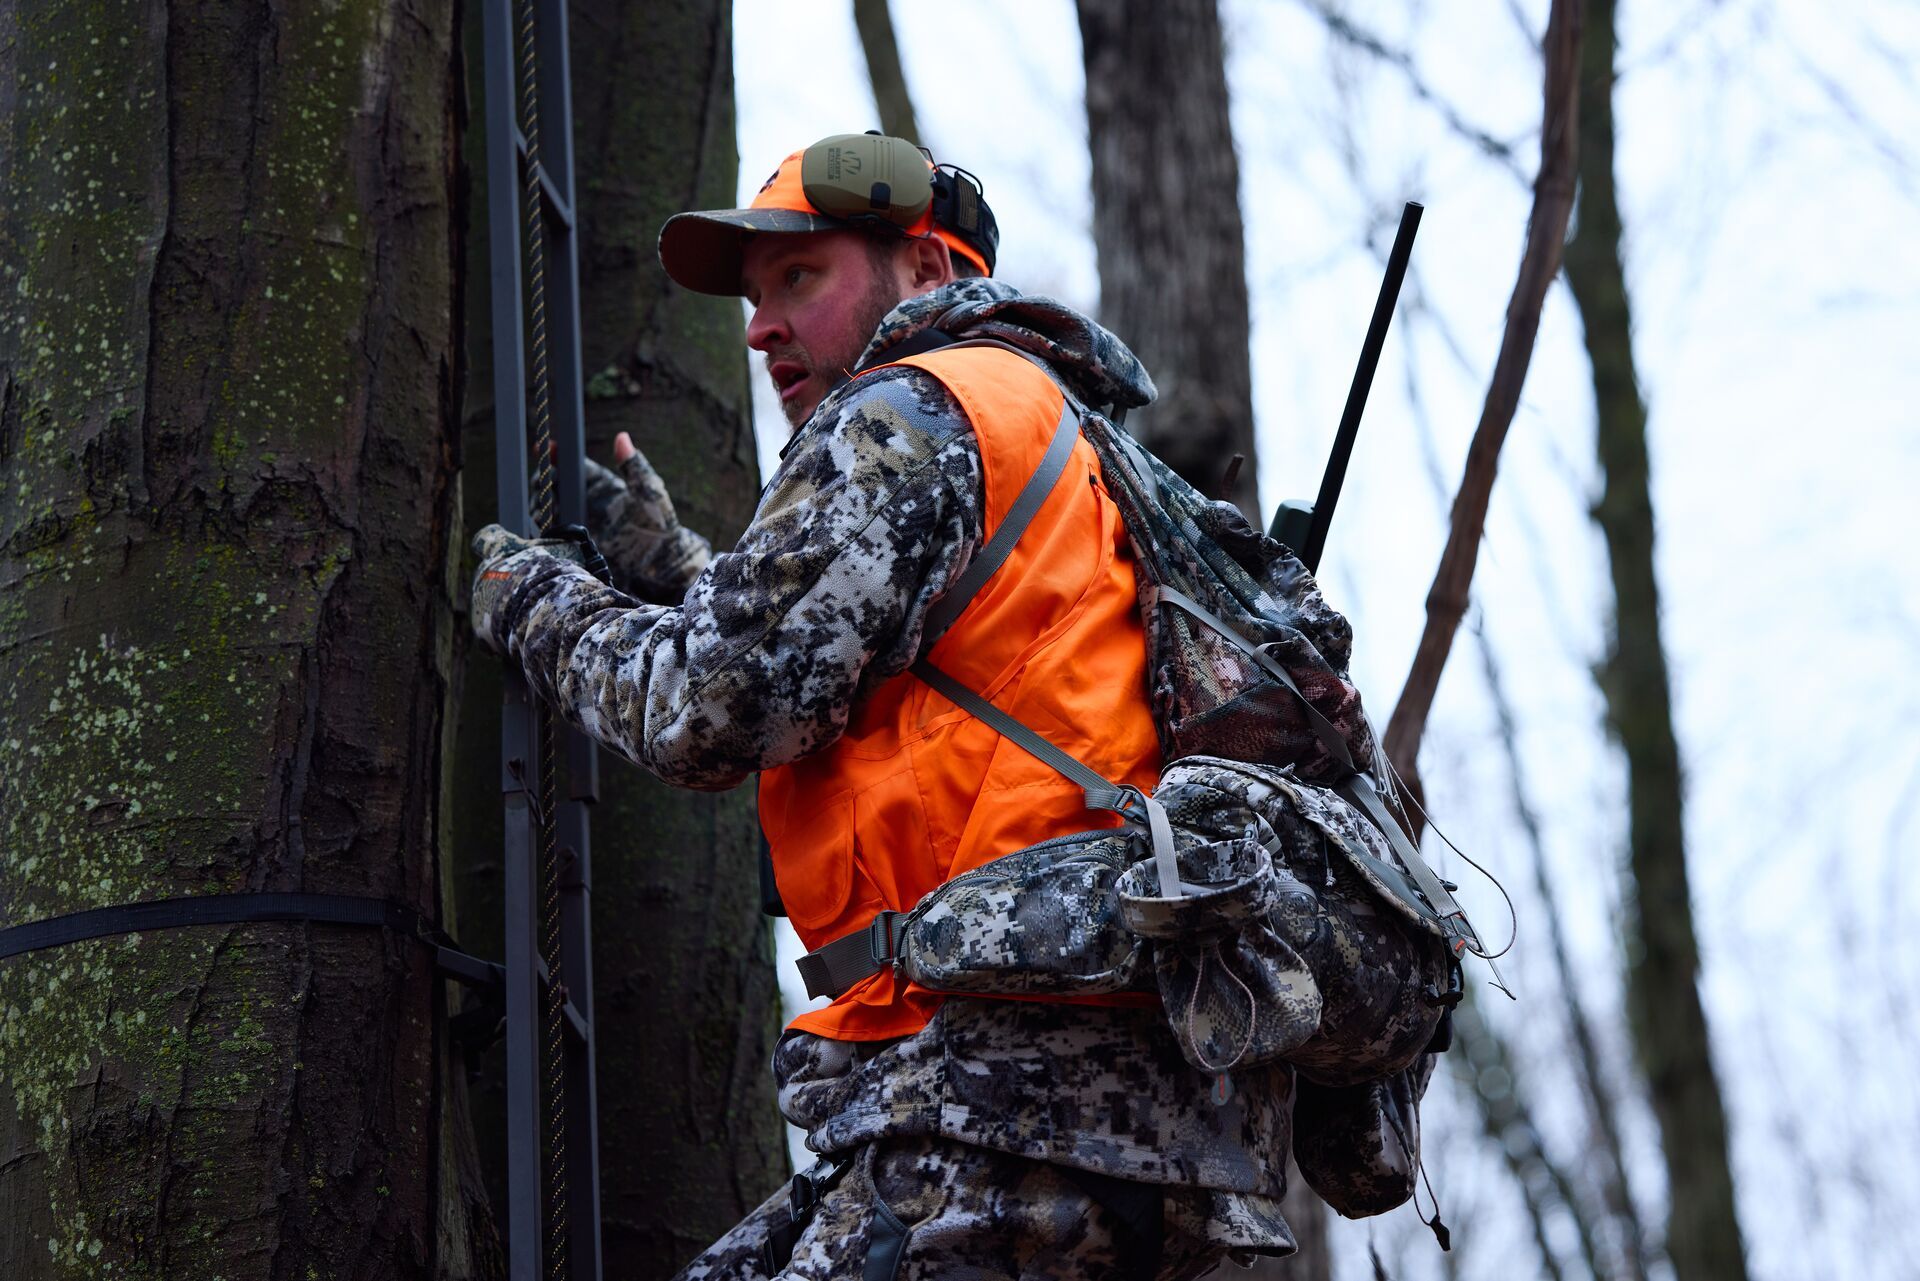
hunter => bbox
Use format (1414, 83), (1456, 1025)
(470, 134), (1297, 1278)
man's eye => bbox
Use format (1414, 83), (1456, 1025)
(786, 266), (808, 288)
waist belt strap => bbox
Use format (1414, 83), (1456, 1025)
(795, 911), (903, 1001)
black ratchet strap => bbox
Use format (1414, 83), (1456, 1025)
(0, 892), (503, 990)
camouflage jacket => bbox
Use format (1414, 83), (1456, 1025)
(478, 280), (1294, 1227)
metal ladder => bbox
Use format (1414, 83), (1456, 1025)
(479, 0), (603, 1276)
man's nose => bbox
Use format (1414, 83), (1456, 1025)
(745, 303), (788, 352)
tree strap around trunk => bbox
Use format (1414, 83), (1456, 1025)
(0, 891), (503, 990)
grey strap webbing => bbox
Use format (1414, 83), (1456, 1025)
(920, 398), (1082, 647)
(1156, 585), (1481, 950)
(908, 661), (1182, 902)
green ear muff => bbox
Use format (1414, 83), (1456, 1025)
(800, 133), (934, 229)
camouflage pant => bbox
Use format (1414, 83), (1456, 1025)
(670, 1135), (1235, 1280)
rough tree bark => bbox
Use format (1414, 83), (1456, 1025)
(1078, 0), (1261, 519)
(1078, 2), (1321, 1273)
(448, 0), (784, 1275)
(852, 0), (923, 145)
(1560, 2), (1751, 1276)
(0, 2), (496, 1278)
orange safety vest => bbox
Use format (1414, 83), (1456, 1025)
(760, 345), (1164, 1042)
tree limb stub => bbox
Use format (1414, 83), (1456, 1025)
(1382, 0), (1584, 787)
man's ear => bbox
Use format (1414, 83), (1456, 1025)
(903, 236), (955, 296)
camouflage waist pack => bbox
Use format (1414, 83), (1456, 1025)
(885, 756), (1452, 1087)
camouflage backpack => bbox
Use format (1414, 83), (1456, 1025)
(794, 339), (1487, 1216)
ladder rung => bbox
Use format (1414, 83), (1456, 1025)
(515, 150), (575, 231)
(560, 998), (590, 1045)
(435, 945), (506, 991)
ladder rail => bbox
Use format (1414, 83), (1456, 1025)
(481, 0), (604, 1275)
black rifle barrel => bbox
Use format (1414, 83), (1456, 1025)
(1298, 200), (1423, 573)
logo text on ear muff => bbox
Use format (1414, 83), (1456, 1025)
(824, 146), (862, 180)
(758, 167), (779, 194)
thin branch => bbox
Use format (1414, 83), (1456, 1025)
(1299, 0), (1529, 180)
(1453, 984), (1588, 1281)
(1382, 0), (1582, 784)
(1478, 627), (1655, 1281)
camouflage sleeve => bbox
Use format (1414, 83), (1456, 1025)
(490, 367), (984, 789)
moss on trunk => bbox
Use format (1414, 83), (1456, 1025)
(0, 2), (496, 1276)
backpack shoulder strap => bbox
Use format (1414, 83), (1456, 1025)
(900, 342), (1182, 898)
(918, 389), (1081, 650)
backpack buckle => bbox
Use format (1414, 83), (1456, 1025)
(1109, 784), (1149, 821)
(867, 910), (903, 967)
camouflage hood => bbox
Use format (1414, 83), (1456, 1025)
(859, 278), (1158, 412)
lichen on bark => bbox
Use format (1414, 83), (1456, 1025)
(1, 1), (493, 1276)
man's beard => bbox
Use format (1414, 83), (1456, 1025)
(770, 266), (905, 429)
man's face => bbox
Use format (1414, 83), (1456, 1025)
(742, 231), (910, 429)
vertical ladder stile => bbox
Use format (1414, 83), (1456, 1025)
(482, 0), (603, 1276)
(480, 0), (543, 1275)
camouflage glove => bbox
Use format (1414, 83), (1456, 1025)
(469, 524), (591, 655)
(583, 446), (712, 603)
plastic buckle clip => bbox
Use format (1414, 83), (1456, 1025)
(867, 910), (902, 967)
(1109, 784), (1148, 821)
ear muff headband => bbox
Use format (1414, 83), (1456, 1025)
(799, 132), (999, 274)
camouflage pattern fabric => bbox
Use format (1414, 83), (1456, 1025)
(469, 278), (1424, 1235)
(774, 997), (1295, 1204)
(1149, 760), (1450, 1088)
(671, 1134), (1285, 1279)
(1293, 1054), (1436, 1217)
(1074, 414), (1381, 785)
(581, 451), (713, 602)
(469, 361), (987, 788)
(897, 829), (1150, 995)
(860, 279), (1157, 413)
(882, 756), (1447, 1090)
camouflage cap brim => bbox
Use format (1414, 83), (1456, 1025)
(658, 207), (839, 296)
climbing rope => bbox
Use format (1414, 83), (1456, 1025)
(514, 0), (569, 1273)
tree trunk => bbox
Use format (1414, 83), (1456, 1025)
(448, 1), (785, 1275)
(0, 2), (496, 1278)
(852, 0), (923, 146)
(1560, 2), (1750, 1277)
(1077, 0), (1260, 519)
(1079, 3), (1318, 1273)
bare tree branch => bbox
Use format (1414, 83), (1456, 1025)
(1299, 0), (1529, 180)
(1453, 986), (1591, 1281)
(1381, 0), (1582, 785)
(1477, 629), (1655, 1281)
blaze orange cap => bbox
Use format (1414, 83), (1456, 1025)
(658, 143), (995, 296)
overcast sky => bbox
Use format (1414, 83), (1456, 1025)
(728, 4), (1920, 1276)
